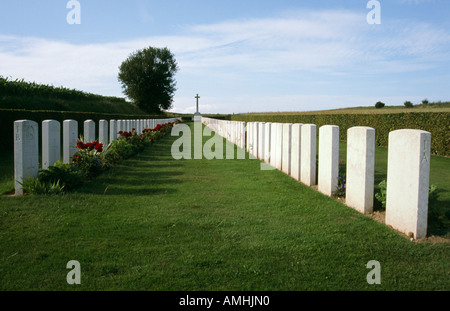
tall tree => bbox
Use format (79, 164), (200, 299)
(118, 47), (178, 114)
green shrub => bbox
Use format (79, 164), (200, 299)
(375, 101), (385, 109)
(374, 180), (387, 209)
(427, 185), (449, 232)
(38, 161), (85, 191)
(19, 176), (65, 195)
(101, 139), (135, 166)
(404, 101), (414, 108)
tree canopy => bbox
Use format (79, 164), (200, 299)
(118, 47), (178, 114)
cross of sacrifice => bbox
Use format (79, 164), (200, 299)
(195, 94), (200, 113)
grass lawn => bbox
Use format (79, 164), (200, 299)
(0, 122), (448, 291)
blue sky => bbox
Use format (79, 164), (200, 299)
(1, 0), (449, 114)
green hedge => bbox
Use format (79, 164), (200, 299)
(0, 108), (169, 152)
(230, 112), (450, 157)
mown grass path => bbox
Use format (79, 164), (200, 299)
(0, 122), (448, 291)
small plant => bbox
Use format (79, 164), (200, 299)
(101, 139), (135, 166)
(19, 176), (65, 195)
(374, 180), (387, 209)
(332, 159), (346, 198)
(427, 184), (449, 231)
(332, 172), (346, 198)
(38, 161), (85, 192)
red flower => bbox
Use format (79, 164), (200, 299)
(77, 140), (86, 149)
(85, 142), (94, 150)
(94, 142), (103, 152)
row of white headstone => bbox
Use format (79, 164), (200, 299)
(14, 118), (182, 196)
(202, 118), (431, 240)
(201, 118), (246, 150)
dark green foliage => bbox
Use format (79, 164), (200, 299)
(374, 180), (387, 209)
(101, 139), (135, 166)
(118, 47), (179, 114)
(427, 185), (449, 233)
(404, 101), (414, 108)
(0, 76), (144, 114)
(18, 176), (65, 195)
(375, 101), (385, 108)
(38, 161), (85, 191)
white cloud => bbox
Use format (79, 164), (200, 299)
(0, 8), (449, 113)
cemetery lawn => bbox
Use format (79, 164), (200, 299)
(0, 122), (449, 291)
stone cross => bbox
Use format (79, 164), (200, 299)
(195, 94), (200, 113)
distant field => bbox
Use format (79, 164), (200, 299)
(241, 103), (450, 116)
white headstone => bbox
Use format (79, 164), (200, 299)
(109, 120), (117, 143)
(194, 120), (203, 159)
(140, 119), (145, 134)
(346, 127), (375, 214)
(246, 122), (251, 153)
(63, 120), (78, 164)
(270, 123), (279, 168)
(318, 125), (339, 196)
(248, 122), (254, 156)
(84, 120), (95, 142)
(237, 122), (246, 159)
(290, 124), (303, 181)
(264, 123), (272, 164)
(385, 129), (431, 239)
(99, 120), (108, 145)
(275, 123), (283, 170)
(42, 120), (61, 169)
(240, 122), (246, 149)
(14, 120), (39, 195)
(258, 122), (265, 160)
(253, 122), (259, 159)
(300, 124), (317, 186)
(282, 123), (292, 175)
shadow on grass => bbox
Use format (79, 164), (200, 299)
(75, 136), (185, 196)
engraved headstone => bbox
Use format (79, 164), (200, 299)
(385, 129), (431, 239)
